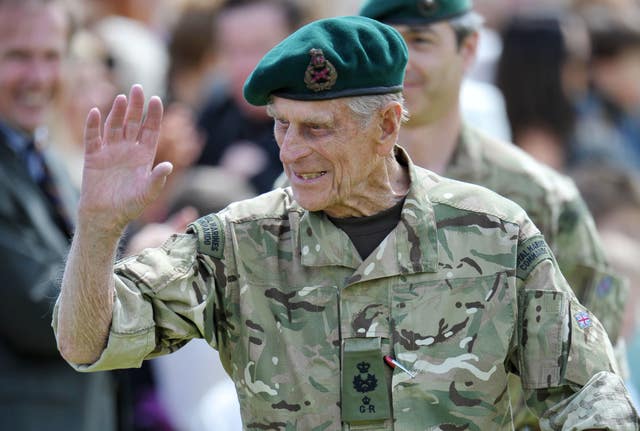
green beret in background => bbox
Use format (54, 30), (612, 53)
(243, 16), (408, 106)
(360, 0), (472, 25)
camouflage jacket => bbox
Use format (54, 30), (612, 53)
(57, 149), (637, 430)
(445, 125), (626, 341)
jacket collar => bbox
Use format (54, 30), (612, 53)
(297, 146), (439, 284)
(443, 123), (486, 182)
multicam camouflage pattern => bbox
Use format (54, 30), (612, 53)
(447, 125), (630, 429)
(274, 126), (626, 340)
(447, 125), (627, 341)
(59, 149), (638, 430)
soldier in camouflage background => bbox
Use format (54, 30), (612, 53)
(54, 15), (638, 431)
(357, 0), (628, 428)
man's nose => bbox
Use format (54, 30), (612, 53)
(25, 58), (58, 85)
(279, 128), (311, 164)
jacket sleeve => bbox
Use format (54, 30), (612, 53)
(513, 233), (639, 430)
(53, 232), (222, 372)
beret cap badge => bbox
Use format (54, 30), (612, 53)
(417, 0), (439, 16)
(304, 48), (338, 92)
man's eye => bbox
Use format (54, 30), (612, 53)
(6, 51), (30, 61)
(413, 37), (433, 45)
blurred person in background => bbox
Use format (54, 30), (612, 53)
(83, 0), (171, 99)
(357, 0), (622, 333)
(196, 0), (307, 194)
(496, 12), (590, 171)
(570, 0), (640, 172)
(49, 29), (118, 188)
(572, 164), (640, 409)
(166, 3), (218, 112)
(0, 0), (119, 429)
(359, 1), (627, 429)
(468, 0), (572, 83)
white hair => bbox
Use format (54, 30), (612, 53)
(344, 92), (410, 126)
(266, 92), (410, 126)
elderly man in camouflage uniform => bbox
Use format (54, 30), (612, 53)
(54, 16), (637, 431)
(358, 0), (628, 428)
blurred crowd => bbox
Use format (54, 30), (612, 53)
(2, 0), (640, 430)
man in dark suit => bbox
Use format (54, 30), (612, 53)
(0, 0), (118, 429)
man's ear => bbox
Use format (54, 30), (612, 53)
(376, 101), (402, 156)
(460, 31), (479, 72)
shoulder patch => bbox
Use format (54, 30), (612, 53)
(516, 235), (553, 280)
(188, 214), (225, 259)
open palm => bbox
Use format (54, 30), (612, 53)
(79, 85), (173, 233)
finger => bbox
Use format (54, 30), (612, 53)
(146, 161), (173, 202)
(139, 95), (164, 149)
(83, 108), (103, 154)
(104, 94), (127, 145)
(124, 85), (145, 141)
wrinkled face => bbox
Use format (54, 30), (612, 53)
(217, 3), (291, 118)
(269, 97), (386, 217)
(394, 22), (471, 126)
(0, 3), (67, 133)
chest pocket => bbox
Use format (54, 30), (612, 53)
(389, 273), (516, 429)
(239, 283), (341, 427)
(244, 282), (339, 360)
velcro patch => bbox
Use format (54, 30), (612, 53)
(595, 275), (614, 298)
(574, 311), (592, 330)
(516, 235), (553, 280)
(189, 214), (225, 259)
(341, 337), (391, 425)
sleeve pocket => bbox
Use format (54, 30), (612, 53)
(518, 290), (568, 389)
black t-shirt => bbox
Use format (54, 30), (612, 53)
(328, 198), (405, 260)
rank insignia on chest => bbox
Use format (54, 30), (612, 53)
(341, 338), (391, 425)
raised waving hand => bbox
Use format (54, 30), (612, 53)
(79, 85), (173, 234)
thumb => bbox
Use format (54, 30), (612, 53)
(147, 161), (173, 201)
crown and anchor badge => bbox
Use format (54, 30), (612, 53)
(304, 48), (338, 92)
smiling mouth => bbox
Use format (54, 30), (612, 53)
(19, 91), (50, 108)
(295, 171), (327, 181)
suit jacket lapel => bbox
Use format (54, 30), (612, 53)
(0, 139), (70, 254)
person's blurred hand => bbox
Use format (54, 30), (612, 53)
(125, 206), (199, 255)
(156, 102), (204, 171)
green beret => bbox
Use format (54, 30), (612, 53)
(360, 0), (472, 25)
(243, 16), (408, 106)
